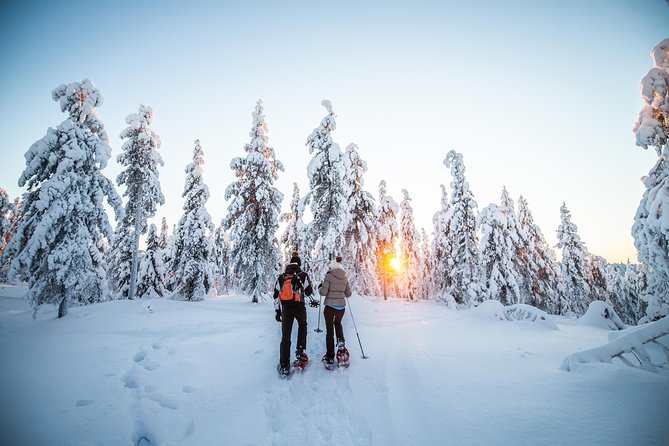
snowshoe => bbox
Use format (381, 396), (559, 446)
(292, 350), (309, 372)
(322, 354), (336, 371)
(336, 342), (350, 368)
(277, 363), (291, 379)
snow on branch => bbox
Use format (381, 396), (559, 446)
(561, 316), (669, 374)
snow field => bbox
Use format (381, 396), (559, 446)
(0, 286), (668, 445)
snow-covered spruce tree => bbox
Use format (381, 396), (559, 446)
(586, 254), (610, 302)
(303, 100), (349, 281)
(398, 189), (421, 300)
(0, 188), (17, 281)
(162, 223), (177, 288)
(632, 38), (669, 322)
(107, 224), (134, 298)
(113, 104), (164, 299)
(500, 188), (526, 302)
(159, 217), (169, 251)
(342, 144), (380, 296)
(171, 140), (214, 301)
(2, 79), (123, 317)
(556, 203), (590, 316)
(136, 224), (166, 299)
(211, 225), (231, 295)
(605, 262), (640, 325)
(431, 184), (454, 305)
(516, 196), (561, 313)
(0, 188), (15, 256)
(626, 262), (647, 322)
(375, 180), (399, 299)
(418, 228), (432, 300)
(478, 203), (521, 305)
(222, 100), (284, 303)
(279, 183), (306, 264)
(443, 150), (480, 307)
(1, 195), (24, 281)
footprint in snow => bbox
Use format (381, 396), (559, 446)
(134, 350), (147, 363)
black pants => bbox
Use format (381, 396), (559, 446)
(280, 303), (307, 367)
(324, 305), (345, 359)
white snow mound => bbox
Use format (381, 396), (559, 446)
(505, 304), (558, 330)
(577, 300), (626, 330)
(471, 299), (506, 320)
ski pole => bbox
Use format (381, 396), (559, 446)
(345, 296), (369, 359)
(314, 291), (324, 333)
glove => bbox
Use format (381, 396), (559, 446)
(275, 310), (282, 322)
(309, 298), (319, 308)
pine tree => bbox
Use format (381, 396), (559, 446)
(431, 184), (453, 305)
(398, 189), (421, 300)
(303, 100), (349, 280)
(2, 79), (123, 317)
(478, 203), (521, 305)
(171, 140), (214, 301)
(556, 203), (590, 316)
(516, 196), (560, 313)
(376, 180), (399, 299)
(443, 150), (480, 307)
(342, 144), (380, 296)
(632, 38), (669, 322)
(136, 224), (166, 299)
(279, 183), (305, 263)
(222, 100), (284, 303)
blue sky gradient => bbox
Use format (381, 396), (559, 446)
(1, 0), (668, 263)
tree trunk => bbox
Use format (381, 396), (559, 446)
(58, 296), (68, 318)
(128, 206), (142, 300)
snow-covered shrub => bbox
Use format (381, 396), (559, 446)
(577, 300), (626, 330)
(504, 304), (558, 330)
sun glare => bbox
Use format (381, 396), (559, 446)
(390, 257), (401, 272)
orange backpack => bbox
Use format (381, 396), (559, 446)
(279, 273), (302, 302)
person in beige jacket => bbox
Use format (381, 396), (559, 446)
(318, 256), (352, 365)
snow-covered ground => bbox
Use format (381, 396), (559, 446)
(0, 284), (667, 446)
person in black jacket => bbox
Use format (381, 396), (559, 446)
(273, 254), (315, 375)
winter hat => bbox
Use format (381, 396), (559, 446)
(330, 256), (343, 270)
(290, 255), (302, 266)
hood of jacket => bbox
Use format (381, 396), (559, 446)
(328, 267), (347, 280)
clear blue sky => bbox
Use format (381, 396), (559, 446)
(1, 0), (667, 263)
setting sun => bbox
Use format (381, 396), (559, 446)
(390, 257), (401, 272)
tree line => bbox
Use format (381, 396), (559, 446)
(1, 42), (668, 326)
